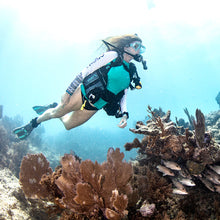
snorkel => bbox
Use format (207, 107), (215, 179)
(102, 40), (148, 70)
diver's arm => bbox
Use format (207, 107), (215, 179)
(66, 72), (83, 95)
(120, 89), (128, 115)
(66, 51), (118, 95)
(118, 89), (128, 128)
(81, 51), (118, 78)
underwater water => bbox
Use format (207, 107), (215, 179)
(0, 0), (220, 163)
(1, 1), (220, 220)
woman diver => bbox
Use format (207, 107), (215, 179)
(13, 34), (147, 139)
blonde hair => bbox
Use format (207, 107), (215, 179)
(104, 34), (142, 51)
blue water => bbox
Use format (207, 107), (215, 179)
(1, 1), (220, 162)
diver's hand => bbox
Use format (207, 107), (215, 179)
(61, 93), (71, 105)
(118, 115), (127, 128)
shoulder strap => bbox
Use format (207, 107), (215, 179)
(109, 52), (124, 67)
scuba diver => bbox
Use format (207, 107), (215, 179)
(13, 34), (147, 140)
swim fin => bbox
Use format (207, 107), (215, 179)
(13, 117), (40, 140)
(32, 102), (58, 115)
(13, 122), (34, 140)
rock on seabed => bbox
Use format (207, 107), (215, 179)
(0, 168), (30, 219)
(0, 168), (49, 220)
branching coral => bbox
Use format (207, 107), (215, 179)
(125, 107), (220, 164)
(19, 148), (133, 219)
(193, 109), (205, 149)
(183, 107), (195, 129)
(124, 138), (142, 151)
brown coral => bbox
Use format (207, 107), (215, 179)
(19, 153), (53, 198)
(124, 138), (143, 151)
(70, 148), (132, 219)
(19, 148), (133, 220)
(162, 135), (183, 159)
(193, 109), (205, 148)
(134, 166), (172, 203)
(40, 167), (63, 200)
(55, 154), (83, 212)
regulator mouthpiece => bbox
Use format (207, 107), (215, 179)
(133, 54), (148, 70)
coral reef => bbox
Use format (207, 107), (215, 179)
(2, 106), (220, 219)
(0, 117), (29, 177)
(125, 106), (220, 219)
(180, 107), (220, 144)
(126, 106), (220, 164)
(0, 115), (60, 176)
(130, 164), (172, 219)
(205, 110), (220, 144)
(19, 148), (133, 219)
(0, 114), (62, 218)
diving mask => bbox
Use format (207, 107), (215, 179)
(129, 41), (146, 54)
(102, 40), (148, 70)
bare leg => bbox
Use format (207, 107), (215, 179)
(36, 86), (98, 130)
(61, 109), (97, 130)
(13, 87), (98, 139)
(36, 87), (83, 124)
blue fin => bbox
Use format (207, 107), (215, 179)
(13, 123), (34, 140)
(32, 102), (58, 115)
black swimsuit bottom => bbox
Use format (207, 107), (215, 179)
(81, 92), (98, 111)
